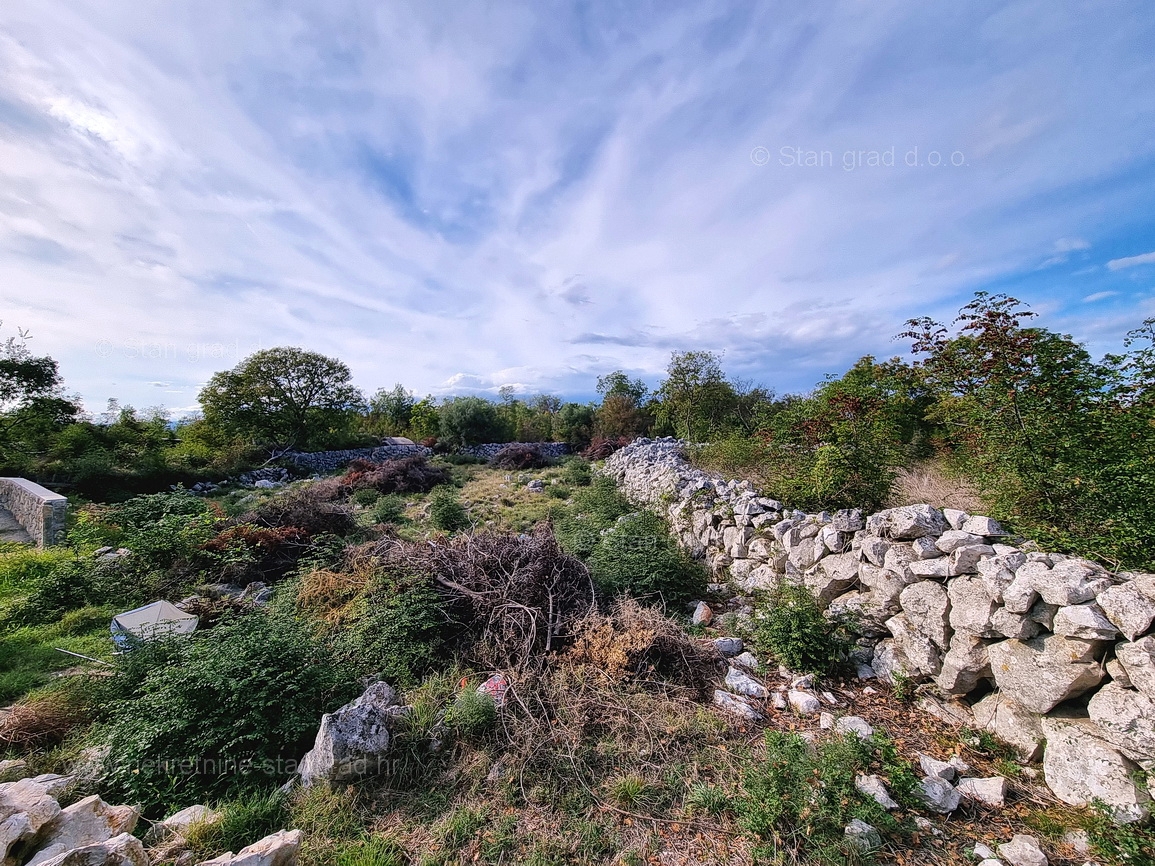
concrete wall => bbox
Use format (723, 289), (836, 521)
(0, 478), (68, 547)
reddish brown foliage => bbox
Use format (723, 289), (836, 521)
(488, 443), (552, 469)
(338, 455), (449, 495)
(581, 435), (633, 460)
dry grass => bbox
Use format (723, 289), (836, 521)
(0, 689), (89, 748)
(888, 460), (988, 513)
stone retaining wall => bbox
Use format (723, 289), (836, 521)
(604, 438), (1155, 822)
(0, 477), (67, 547)
(459, 442), (571, 461)
(284, 444), (431, 474)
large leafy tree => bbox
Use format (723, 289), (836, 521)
(198, 347), (365, 450)
(0, 324), (81, 469)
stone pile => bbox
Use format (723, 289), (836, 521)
(0, 768), (299, 865)
(604, 438), (1155, 822)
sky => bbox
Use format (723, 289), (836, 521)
(1, 1), (1154, 415)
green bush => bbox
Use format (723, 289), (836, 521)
(428, 486), (469, 533)
(560, 456), (593, 487)
(100, 612), (359, 811)
(1085, 802), (1155, 864)
(753, 581), (854, 675)
(438, 397), (507, 448)
(371, 495), (406, 524)
(351, 488), (381, 507)
(340, 577), (456, 687)
(738, 731), (907, 864)
(588, 511), (705, 607)
(552, 475), (634, 559)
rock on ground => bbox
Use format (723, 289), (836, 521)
(27, 795), (139, 866)
(297, 682), (407, 787)
(855, 775), (898, 810)
(843, 819), (882, 854)
(916, 776), (961, 813)
(1087, 681), (1155, 763)
(195, 829), (302, 866)
(35, 832), (148, 866)
(971, 693), (1045, 761)
(957, 776), (1007, 807)
(1041, 715), (1151, 823)
(997, 834), (1048, 866)
(712, 690), (763, 721)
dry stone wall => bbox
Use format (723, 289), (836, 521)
(0, 478), (67, 547)
(604, 437), (1155, 823)
(284, 443), (431, 474)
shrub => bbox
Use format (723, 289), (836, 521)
(489, 443), (551, 470)
(340, 577), (456, 687)
(242, 487), (358, 538)
(738, 731), (905, 864)
(438, 397), (507, 448)
(753, 581), (854, 675)
(351, 488), (380, 506)
(552, 475), (634, 560)
(339, 455), (449, 496)
(559, 457), (592, 487)
(100, 611), (359, 810)
(428, 486), (469, 533)
(581, 436), (632, 460)
(371, 495), (406, 524)
(587, 511), (705, 607)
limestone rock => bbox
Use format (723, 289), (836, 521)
(297, 682), (407, 788)
(0, 760), (29, 783)
(843, 819), (882, 854)
(713, 637), (744, 657)
(916, 775), (961, 813)
(990, 608), (1041, 641)
(900, 581), (951, 649)
(1087, 682), (1155, 762)
(957, 776), (1007, 807)
(1041, 715), (1151, 823)
(935, 530), (984, 554)
(1117, 637), (1155, 699)
(1106, 656), (1133, 688)
(831, 508), (864, 532)
(144, 804), (223, 846)
(28, 796), (139, 866)
(725, 667), (768, 699)
(195, 829), (302, 866)
(712, 689), (763, 721)
(909, 558), (952, 579)
(1002, 570), (1040, 614)
(950, 544), (995, 575)
(858, 536), (889, 567)
(1097, 577), (1155, 641)
(855, 774), (898, 810)
(834, 716), (873, 740)
(936, 632), (992, 695)
(871, 639), (910, 684)
(962, 515), (1005, 537)
(868, 504), (948, 540)
(943, 508), (969, 530)
(971, 693), (1045, 761)
(34, 832), (148, 866)
(997, 834), (1047, 866)
(885, 614), (942, 679)
(919, 753), (957, 780)
(788, 690), (820, 716)
(1, 777), (62, 862)
(691, 601), (713, 626)
(987, 635), (1104, 714)
(803, 552), (859, 606)
(911, 536), (943, 560)
(948, 576), (999, 637)
(977, 552), (1027, 602)
(1031, 560), (1111, 606)
(1052, 603), (1119, 641)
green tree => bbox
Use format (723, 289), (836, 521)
(438, 396), (506, 448)
(0, 324), (81, 469)
(653, 351), (740, 441)
(553, 402), (596, 448)
(198, 348), (365, 451)
(366, 384), (415, 436)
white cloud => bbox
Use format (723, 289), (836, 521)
(0, 1), (1153, 409)
(1107, 251), (1155, 271)
(1083, 291), (1117, 303)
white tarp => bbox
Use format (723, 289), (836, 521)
(111, 600), (198, 647)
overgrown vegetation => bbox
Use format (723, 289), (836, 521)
(753, 581), (855, 675)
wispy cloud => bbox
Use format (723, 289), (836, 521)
(1107, 251), (1155, 271)
(1, 1), (1154, 409)
(1083, 291), (1117, 303)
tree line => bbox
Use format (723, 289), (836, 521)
(3, 294), (1155, 569)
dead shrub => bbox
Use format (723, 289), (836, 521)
(241, 487), (358, 537)
(338, 456), (449, 496)
(0, 691), (89, 749)
(567, 599), (718, 697)
(488, 444), (551, 470)
(581, 436), (632, 460)
(295, 563), (375, 626)
(368, 524), (595, 672)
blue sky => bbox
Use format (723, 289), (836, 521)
(1, 1), (1154, 414)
